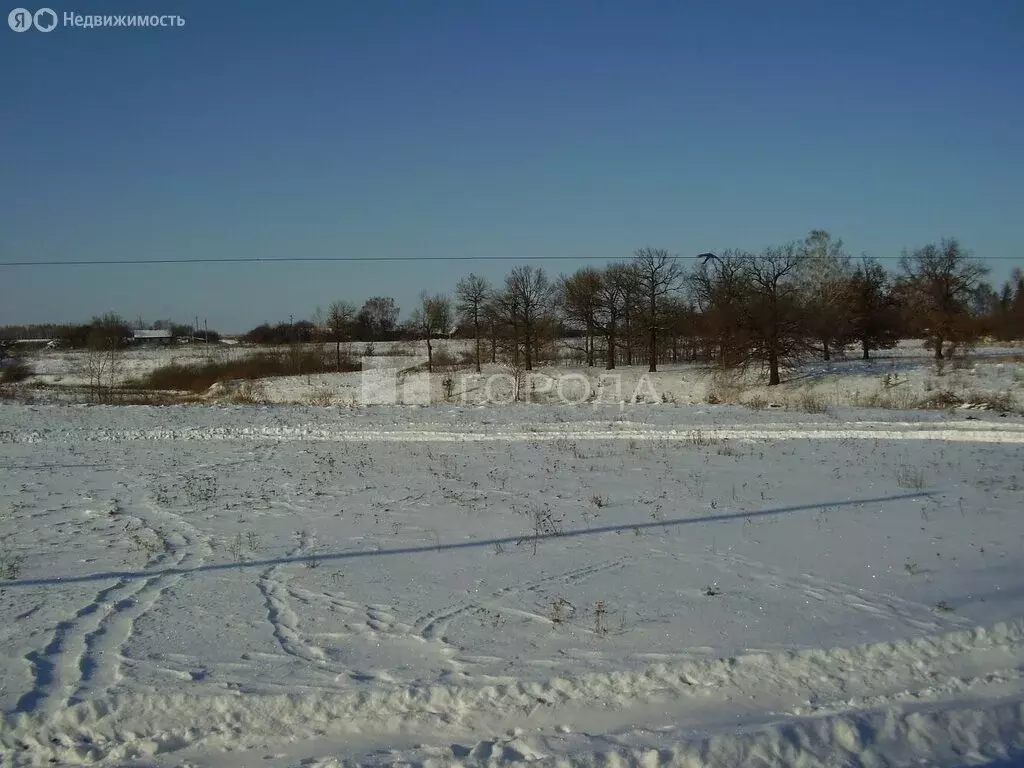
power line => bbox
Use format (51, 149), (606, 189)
(0, 254), (1016, 267)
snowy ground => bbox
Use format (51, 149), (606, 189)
(1, 403), (1024, 766)
(10, 340), (1024, 413)
(22, 343), (277, 389)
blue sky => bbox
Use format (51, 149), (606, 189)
(2, 0), (1022, 332)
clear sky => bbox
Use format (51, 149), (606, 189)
(2, 0), (1022, 332)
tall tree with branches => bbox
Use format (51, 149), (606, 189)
(844, 257), (901, 360)
(482, 297), (502, 364)
(559, 267), (603, 367)
(357, 297), (399, 341)
(1011, 269), (1024, 339)
(327, 301), (356, 371)
(595, 263), (631, 369)
(633, 248), (686, 372)
(900, 238), (988, 359)
(744, 245), (811, 384)
(455, 273), (491, 373)
(496, 266), (555, 370)
(410, 293), (452, 374)
(693, 247), (810, 385)
(690, 251), (754, 370)
(798, 230), (852, 361)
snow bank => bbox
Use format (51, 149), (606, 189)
(3, 618), (1023, 765)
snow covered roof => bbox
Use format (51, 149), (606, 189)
(133, 329), (172, 339)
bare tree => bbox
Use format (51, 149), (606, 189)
(989, 278), (1017, 341)
(410, 293), (452, 373)
(798, 230), (852, 361)
(502, 357), (527, 403)
(84, 313), (130, 401)
(633, 248), (686, 372)
(689, 251), (751, 369)
(623, 266), (643, 366)
(599, 262), (642, 366)
(310, 306), (326, 334)
(559, 268), (603, 367)
(327, 301), (356, 371)
(661, 295), (697, 363)
(83, 338), (110, 402)
(693, 247), (810, 385)
(1003, 268), (1024, 340)
(744, 245), (811, 384)
(482, 298), (502, 364)
(495, 266), (555, 371)
(595, 263), (629, 370)
(455, 274), (491, 373)
(900, 238), (989, 359)
(357, 297), (400, 341)
(844, 257), (901, 360)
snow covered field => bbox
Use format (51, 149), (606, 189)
(11, 340), (1024, 413)
(2, 403), (1024, 766)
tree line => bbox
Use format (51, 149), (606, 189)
(3, 232), (1021, 386)
(0, 315), (221, 348)
(253, 232), (1023, 384)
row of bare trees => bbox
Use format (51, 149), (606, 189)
(442, 234), (1014, 385)
(241, 232), (1019, 386)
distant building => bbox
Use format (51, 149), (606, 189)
(132, 329), (173, 345)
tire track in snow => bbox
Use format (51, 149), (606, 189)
(258, 553), (441, 682)
(15, 572), (167, 716)
(412, 557), (633, 645)
(14, 502), (208, 716)
(707, 551), (972, 634)
(258, 571), (334, 668)
(256, 531), (339, 672)
(70, 527), (207, 705)
(255, 531), (418, 680)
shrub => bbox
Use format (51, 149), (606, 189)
(745, 394), (769, 410)
(0, 361), (32, 384)
(441, 374), (455, 400)
(133, 349), (353, 393)
(430, 347), (463, 371)
(389, 342), (419, 356)
(705, 370), (744, 404)
(305, 386), (335, 406)
(794, 391), (829, 413)
(917, 390), (963, 409)
(961, 390), (1017, 412)
(230, 381), (267, 404)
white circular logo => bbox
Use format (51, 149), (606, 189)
(8, 7), (33, 31)
(33, 7), (56, 31)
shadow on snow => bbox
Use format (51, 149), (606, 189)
(0, 491), (935, 590)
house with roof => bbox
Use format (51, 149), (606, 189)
(132, 329), (173, 345)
